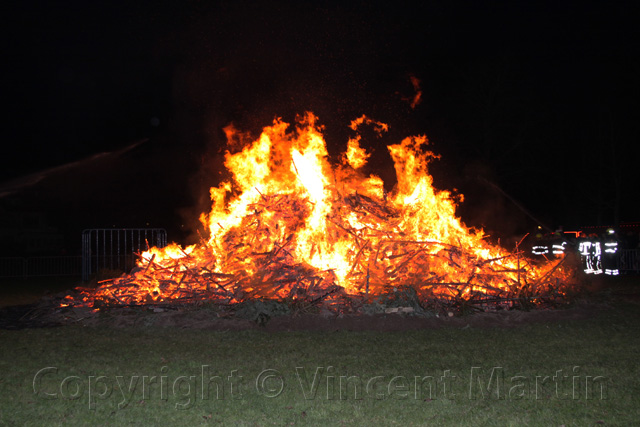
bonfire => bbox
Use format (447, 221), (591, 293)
(63, 113), (574, 313)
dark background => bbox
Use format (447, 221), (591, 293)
(1, 0), (638, 254)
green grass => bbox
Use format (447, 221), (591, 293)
(1, 300), (639, 425)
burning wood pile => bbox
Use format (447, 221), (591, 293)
(63, 113), (574, 314)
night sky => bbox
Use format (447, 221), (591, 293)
(2, 1), (639, 252)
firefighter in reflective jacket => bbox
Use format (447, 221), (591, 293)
(549, 231), (567, 258)
(602, 228), (619, 275)
(578, 233), (602, 274)
(531, 228), (549, 256)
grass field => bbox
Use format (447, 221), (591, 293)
(1, 277), (639, 425)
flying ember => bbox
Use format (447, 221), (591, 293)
(64, 112), (573, 309)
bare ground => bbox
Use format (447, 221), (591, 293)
(1, 275), (638, 331)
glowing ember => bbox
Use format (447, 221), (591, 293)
(63, 113), (573, 309)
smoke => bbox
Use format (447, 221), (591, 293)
(455, 161), (542, 249)
(0, 140), (147, 199)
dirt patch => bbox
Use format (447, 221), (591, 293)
(19, 300), (610, 332)
(1, 275), (638, 331)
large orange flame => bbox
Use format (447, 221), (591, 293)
(69, 113), (572, 308)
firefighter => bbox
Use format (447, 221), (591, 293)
(579, 233), (602, 274)
(549, 229), (567, 258)
(531, 226), (549, 256)
(602, 228), (620, 275)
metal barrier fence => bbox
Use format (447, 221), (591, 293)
(81, 228), (167, 281)
(619, 249), (640, 274)
(0, 256), (82, 279)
